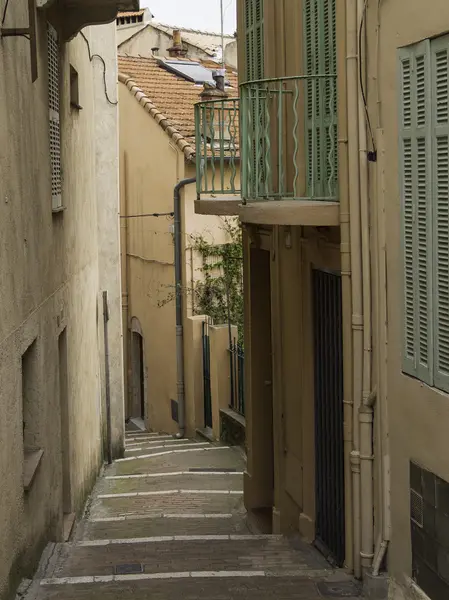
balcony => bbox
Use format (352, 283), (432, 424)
(194, 98), (241, 216)
(38, 0), (139, 41)
(239, 75), (339, 226)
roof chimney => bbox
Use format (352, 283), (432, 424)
(168, 29), (187, 58)
(200, 69), (228, 101)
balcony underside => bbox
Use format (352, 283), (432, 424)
(238, 200), (340, 227)
(195, 195), (240, 216)
(38, 0), (139, 40)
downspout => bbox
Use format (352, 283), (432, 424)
(346, 0), (363, 579)
(371, 1), (391, 574)
(358, 0), (375, 574)
(337, 0), (354, 571)
(174, 177), (196, 439)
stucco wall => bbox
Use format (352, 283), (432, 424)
(119, 86), (236, 436)
(118, 25), (217, 61)
(91, 24), (125, 457)
(0, 8), (120, 598)
(364, 1), (449, 594)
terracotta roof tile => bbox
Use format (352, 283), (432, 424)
(118, 55), (238, 159)
(117, 10), (146, 17)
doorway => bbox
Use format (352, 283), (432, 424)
(58, 328), (73, 540)
(312, 269), (345, 566)
(246, 245), (274, 532)
(131, 329), (145, 421)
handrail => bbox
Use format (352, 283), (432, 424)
(240, 74), (338, 202)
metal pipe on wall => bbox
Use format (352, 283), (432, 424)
(346, 0), (363, 579)
(357, 0), (375, 574)
(337, 0), (354, 571)
(174, 177), (196, 439)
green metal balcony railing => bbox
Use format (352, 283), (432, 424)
(240, 75), (338, 202)
(195, 98), (240, 197)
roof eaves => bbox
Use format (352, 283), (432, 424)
(118, 73), (195, 162)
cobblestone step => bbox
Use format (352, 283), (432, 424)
(95, 472), (244, 495)
(38, 576), (360, 600)
(79, 515), (252, 540)
(107, 447), (246, 477)
(46, 537), (332, 580)
(89, 490), (246, 520)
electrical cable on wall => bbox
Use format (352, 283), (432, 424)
(2, 0), (10, 25)
(120, 212), (174, 219)
(2, 0), (30, 39)
(359, 0), (377, 159)
(80, 31), (118, 106)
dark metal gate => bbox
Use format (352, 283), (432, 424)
(312, 269), (345, 567)
(229, 338), (245, 416)
(202, 319), (212, 428)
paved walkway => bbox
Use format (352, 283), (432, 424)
(22, 429), (361, 599)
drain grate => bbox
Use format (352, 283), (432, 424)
(114, 563), (143, 576)
(316, 581), (361, 598)
(189, 467), (238, 473)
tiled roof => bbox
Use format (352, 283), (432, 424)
(118, 55), (238, 161)
(117, 10), (146, 17)
(151, 22), (234, 55)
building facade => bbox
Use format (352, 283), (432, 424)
(118, 54), (240, 436)
(0, 0), (134, 597)
(195, 0), (449, 598)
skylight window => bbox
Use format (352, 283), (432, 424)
(159, 59), (231, 87)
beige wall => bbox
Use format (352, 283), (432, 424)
(242, 224), (340, 538)
(0, 7), (121, 599)
(364, 1), (449, 594)
(118, 25), (224, 62)
(119, 87), (236, 436)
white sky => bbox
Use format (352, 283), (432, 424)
(141, 0), (237, 35)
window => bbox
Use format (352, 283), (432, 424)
(47, 23), (62, 211)
(70, 65), (81, 110)
(400, 36), (449, 393)
(244, 0), (264, 81)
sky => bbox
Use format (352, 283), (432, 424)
(141, 0), (237, 35)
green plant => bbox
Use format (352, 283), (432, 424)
(190, 218), (243, 342)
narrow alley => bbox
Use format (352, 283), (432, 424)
(22, 428), (361, 600)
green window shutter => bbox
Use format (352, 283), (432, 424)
(431, 36), (449, 392)
(399, 41), (433, 385)
(244, 0), (264, 82)
(304, 0), (337, 199)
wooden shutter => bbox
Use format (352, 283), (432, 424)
(399, 41), (433, 384)
(244, 0), (264, 82)
(431, 36), (449, 392)
(47, 23), (62, 210)
(304, 0), (337, 199)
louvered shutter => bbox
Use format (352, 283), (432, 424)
(243, 0), (265, 199)
(431, 37), (449, 392)
(244, 0), (264, 82)
(304, 0), (337, 199)
(47, 23), (62, 210)
(399, 41), (433, 384)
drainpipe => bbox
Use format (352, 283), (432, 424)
(346, 0), (363, 579)
(357, 0), (375, 574)
(174, 177), (196, 439)
(337, 0), (354, 571)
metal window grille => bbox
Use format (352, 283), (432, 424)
(47, 23), (62, 210)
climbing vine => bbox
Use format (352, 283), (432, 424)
(191, 217), (243, 341)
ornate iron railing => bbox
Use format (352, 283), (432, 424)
(195, 98), (240, 197)
(240, 75), (338, 202)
